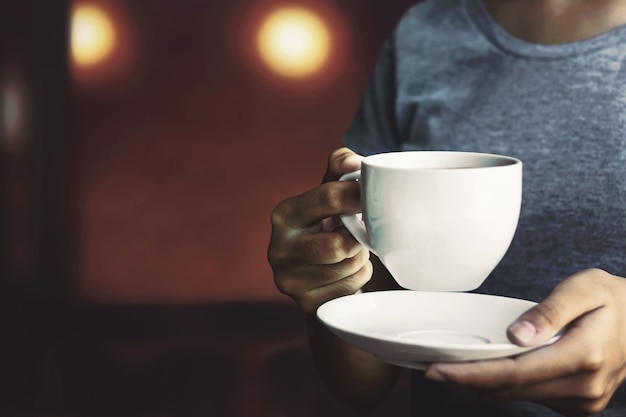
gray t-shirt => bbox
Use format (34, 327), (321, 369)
(343, 0), (626, 415)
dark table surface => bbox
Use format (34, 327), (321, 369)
(2, 287), (411, 417)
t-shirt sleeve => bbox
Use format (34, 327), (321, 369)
(342, 31), (401, 156)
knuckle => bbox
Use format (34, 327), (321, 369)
(323, 233), (350, 262)
(570, 336), (605, 373)
(267, 241), (292, 268)
(528, 301), (561, 331)
(329, 257), (357, 280)
(333, 252), (371, 282)
(329, 147), (345, 159)
(270, 199), (291, 229)
(348, 248), (370, 270)
(345, 262), (373, 292)
(578, 378), (607, 401)
(326, 265), (372, 299)
(328, 147), (351, 169)
(273, 275), (290, 295)
(584, 267), (610, 279)
(269, 206), (282, 228)
(266, 246), (280, 266)
(270, 197), (297, 231)
(319, 185), (347, 213)
(349, 262), (373, 287)
(268, 240), (284, 263)
(571, 268), (612, 290)
(580, 350), (605, 373)
(274, 274), (302, 299)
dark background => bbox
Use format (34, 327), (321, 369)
(2, 0), (417, 416)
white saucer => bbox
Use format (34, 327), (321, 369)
(317, 290), (560, 370)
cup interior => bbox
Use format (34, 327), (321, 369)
(364, 151), (519, 170)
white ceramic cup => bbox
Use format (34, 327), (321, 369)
(340, 151), (522, 292)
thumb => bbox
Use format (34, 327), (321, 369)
(322, 147), (363, 183)
(507, 270), (607, 347)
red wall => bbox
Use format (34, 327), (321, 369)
(69, 0), (416, 303)
(1, 3), (420, 415)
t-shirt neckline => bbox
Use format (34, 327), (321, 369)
(465, 0), (626, 58)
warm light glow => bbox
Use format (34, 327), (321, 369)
(2, 75), (27, 155)
(71, 4), (116, 66)
(257, 7), (331, 78)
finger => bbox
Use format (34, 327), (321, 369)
(424, 336), (577, 388)
(322, 147), (363, 183)
(276, 181), (361, 230)
(280, 247), (370, 292)
(507, 269), (610, 347)
(302, 261), (373, 312)
(283, 227), (363, 265)
(299, 248), (371, 286)
(274, 249), (370, 303)
(426, 308), (607, 388)
(433, 360), (611, 416)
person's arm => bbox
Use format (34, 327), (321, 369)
(306, 256), (402, 412)
(268, 148), (402, 412)
(268, 17), (408, 412)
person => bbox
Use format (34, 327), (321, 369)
(267, 0), (626, 415)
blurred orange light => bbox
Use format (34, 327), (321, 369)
(257, 7), (331, 79)
(2, 74), (27, 155)
(71, 4), (116, 67)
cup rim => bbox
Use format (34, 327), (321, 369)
(362, 151), (521, 171)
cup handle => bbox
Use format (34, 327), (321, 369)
(339, 171), (376, 255)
